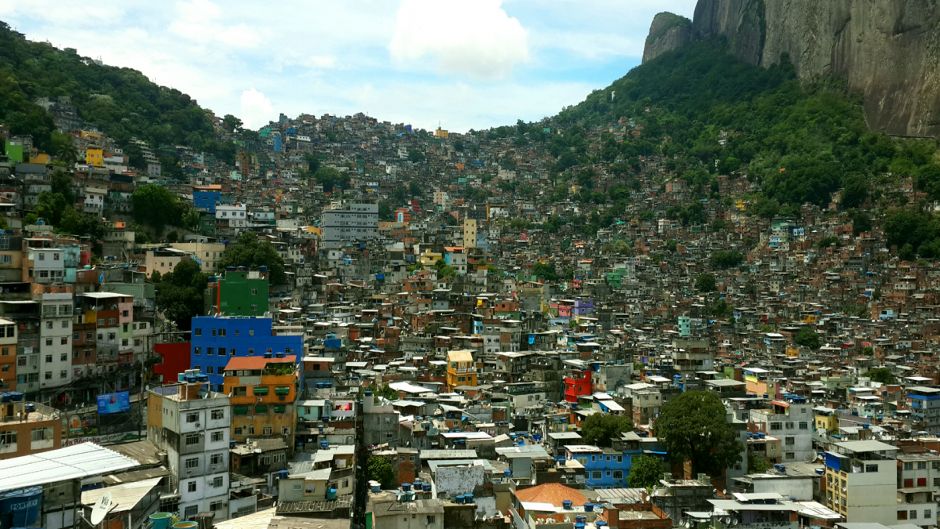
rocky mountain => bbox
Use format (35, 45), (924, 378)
(643, 0), (940, 138)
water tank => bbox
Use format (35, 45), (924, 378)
(172, 522), (199, 529)
(371, 483), (381, 493)
(584, 503), (594, 512)
(277, 470), (290, 479)
(149, 513), (174, 529)
(264, 352), (273, 358)
(576, 515), (587, 523)
(504, 469), (512, 478)
(465, 493), (474, 503)
(319, 440), (330, 449)
(401, 483), (412, 492)
(422, 483), (432, 492)
(326, 487), (337, 500)
(596, 521), (608, 527)
(562, 500), (573, 510)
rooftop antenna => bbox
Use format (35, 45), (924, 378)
(89, 491), (112, 526)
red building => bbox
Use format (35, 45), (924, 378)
(152, 342), (190, 384)
(564, 369), (592, 403)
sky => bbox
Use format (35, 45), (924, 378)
(0, 0), (697, 132)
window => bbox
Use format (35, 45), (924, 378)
(904, 462), (914, 470)
(185, 457), (199, 469)
(917, 461), (927, 470)
(427, 516), (436, 525)
(218, 347), (226, 356)
(785, 436), (795, 446)
(0, 431), (17, 448)
(211, 431), (224, 442)
(865, 464), (877, 473)
(925, 510), (931, 520)
(211, 409), (224, 420)
(185, 433), (200, 446)
(210, 500), (225, 511)
(263, 426), (272, 436)
(592, 471), (602, 479)
(910, 510), (917, 520)
(186, 482), (197, 494)
(210, 453), (223, 466)
(211, 476), (223, 488)
(770, 422), (782, 430)
(194, 347), (201, 355)
(186, 412), (199, 423)
(194, 328), (202, 336)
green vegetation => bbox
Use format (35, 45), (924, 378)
(867, 367), (897, 385)
(794, 327), (821, 350)
(655, 390), (742, 477)
(749, 454), (771, 473)
(25, 170), (104, 248)
(367, 455), (396, 489)
(154, 259), (208, 331)
(552, 39), (939, 245)
(695, 272), (717, 293)
(218, 232), (286, 285)
(709, 250), (744, 270)
(580, 413), (633, 448)
(0, 22), (232, 161)
(131, 184), (195, 235)
(628, 455), (668, 489)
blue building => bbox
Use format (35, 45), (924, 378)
(193, 186), (222, 214)
(566, 445), (634, 488)
(190, 316), (303, 390)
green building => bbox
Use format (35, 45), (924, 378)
(3, 140), (24, 163)
(205, 269), (269, 316)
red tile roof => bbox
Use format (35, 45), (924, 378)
(514, 483), (587, 507)
(224, 355), (296, 371)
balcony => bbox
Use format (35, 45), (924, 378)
(253, 386), (269, 396)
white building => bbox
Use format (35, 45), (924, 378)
(320, 202), (378, 249)
(148, 373), (231, 520)
(39, 292), (72, 389)
(750, 400), (815, 463)
(897, 451), (940, 527)
(824, 440), (898, 525)
(216, 204), (247, 230)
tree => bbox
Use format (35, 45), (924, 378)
(532, 261), (558, 282)
(218, 232), (286, 284)
(695, 273), (716, 293)
(628, 455), (668, 489)
(221, 114), (243, 134)
(748, 454), (771, 473)
(655, 390), (742, 478)
(132, 183), (183, 234)
(580, 413), (632, 448)
(155, 259), (208, 331)
(367, 455), (396, 489)
(709, 250), (744, 270)
(313, 166), (350, 193)
(867, 367), (896, 385)
(794, 327), (821, 350)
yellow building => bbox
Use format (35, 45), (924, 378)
(446, 349), (477, 390)
(814, 406), (838, 433)
(223, 355), (298, 447)
(85, 147), (104, 167)
(463, 218), (477, 249)
(419, 250), (443, 266)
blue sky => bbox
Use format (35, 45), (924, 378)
(0, 0), (696, 131)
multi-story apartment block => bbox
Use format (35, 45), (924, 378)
(39, 291), (72, 390)
(0, 318), (16, 391)
(190, 316), (303, 391)
(824, 440), (898, 524)
(445, 349), (477, 391)
(222, 355), (297, 446)
(320, 202), (378, 249)
(0, 394), (62, 459)
(147, 371), (231, 520)
(907, 386), (940, 434)
(750, 400), (814, 463)
(897, 451), (940, 527)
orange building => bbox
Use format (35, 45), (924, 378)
(446, 349), (477, 390)
(222, 355), (298, 448)
(0, 397), (62, 459)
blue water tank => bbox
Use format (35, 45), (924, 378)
(371, 483), (381, 493)
(423, 483), (432, 492)
(562, 500), (573, 509)
(401, 483), (412, 492)
(584, 503), (594, 512)
(504, 469), (512, 478)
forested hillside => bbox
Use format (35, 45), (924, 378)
(0, 22), (233, 163)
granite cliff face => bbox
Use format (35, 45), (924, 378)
(643, 0), (940, 138)
(642, 12), (692, 63)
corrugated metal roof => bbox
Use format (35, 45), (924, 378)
(0, 443), (139, 493)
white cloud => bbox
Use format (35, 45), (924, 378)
(239, 88), (275, 129)
(169, 0), (262, 49)
(389, 0), (529, 79)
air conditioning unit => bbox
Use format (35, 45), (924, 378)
(195, 423), (201, 428)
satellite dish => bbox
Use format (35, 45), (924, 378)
(89, 492), (112, 526)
